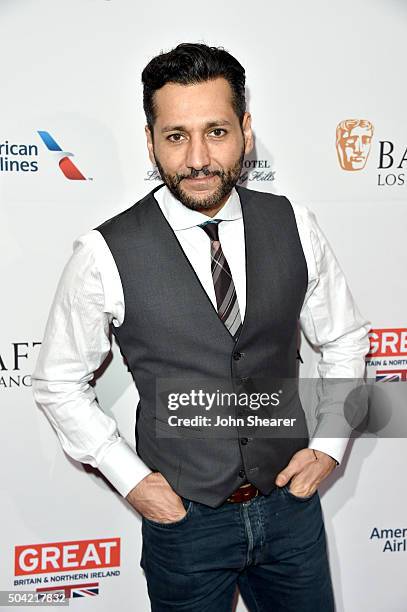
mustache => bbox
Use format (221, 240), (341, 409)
(174, 167), (224, 184)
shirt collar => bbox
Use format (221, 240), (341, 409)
(159, 184), (242, 231)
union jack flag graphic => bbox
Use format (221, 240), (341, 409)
(71, 584), (99, 598)
(376, 369), (407, 382)
(36, 582), (99, 598)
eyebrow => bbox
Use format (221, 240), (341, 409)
(160, 120), (232, 134)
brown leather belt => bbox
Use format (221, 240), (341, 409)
(226, 482), (261, 503)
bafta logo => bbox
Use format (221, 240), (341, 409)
(336, 119), (374, 171)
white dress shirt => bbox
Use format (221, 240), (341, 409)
(32, 185), (371, 498)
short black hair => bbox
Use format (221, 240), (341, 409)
(141, 42), (246, 131)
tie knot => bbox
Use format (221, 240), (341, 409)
(199, 219), (221, 242)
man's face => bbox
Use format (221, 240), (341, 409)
(145, 77), (253, 213)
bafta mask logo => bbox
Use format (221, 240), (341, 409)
(336, 119), (374, 171)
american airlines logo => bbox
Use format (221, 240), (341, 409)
(37, 131), (87, 180)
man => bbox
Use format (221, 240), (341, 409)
(32, 43), (370, 611)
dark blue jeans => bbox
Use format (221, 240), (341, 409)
(140, 484), (335, 611)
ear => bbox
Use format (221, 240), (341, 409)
(241, 112), (254, 156)
(145, 125), (156, 165)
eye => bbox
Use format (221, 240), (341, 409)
(209, 128), (227, 137)
(167, 133), (185, 142)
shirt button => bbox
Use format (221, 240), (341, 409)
(238, 469), (246, 478)
(240, 437), (248, 445)
(233, 351), (242, 361)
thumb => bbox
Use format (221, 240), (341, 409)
(275, 468), (295, 487)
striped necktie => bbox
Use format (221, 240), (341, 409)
(199, 219), (242, 340)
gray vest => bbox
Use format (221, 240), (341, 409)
(96, 184), (309, 507)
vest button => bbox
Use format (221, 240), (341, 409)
(240, 377), (249, 383)
(238, 469), (246, 478)
(233, 351), (242, 361)
(240, 437), (249, 445)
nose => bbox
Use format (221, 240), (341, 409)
(354, 136), (363, 153)
(185, 135), (210, 172)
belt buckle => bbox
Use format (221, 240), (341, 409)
(245, 485), (259, 501)
(226, 483), (259, 503)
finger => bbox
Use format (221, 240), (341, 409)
(275, 467), (297, 486)
(276, 455), (315, 486)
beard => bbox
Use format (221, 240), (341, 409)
(154, 148), (244, 212)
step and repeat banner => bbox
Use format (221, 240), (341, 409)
(1, 0), (406, 610)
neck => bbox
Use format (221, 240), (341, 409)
(197, 191), (232, 218)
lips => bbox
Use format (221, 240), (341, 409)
(184, 174), (217, 181)
(182, 175), (219, 190)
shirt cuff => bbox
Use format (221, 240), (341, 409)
(97, 438), (152, 497)
(308, 437), (349, 465)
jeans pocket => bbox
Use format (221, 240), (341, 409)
(283, 484), (317, 502)
(142, 499), (194, 528)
